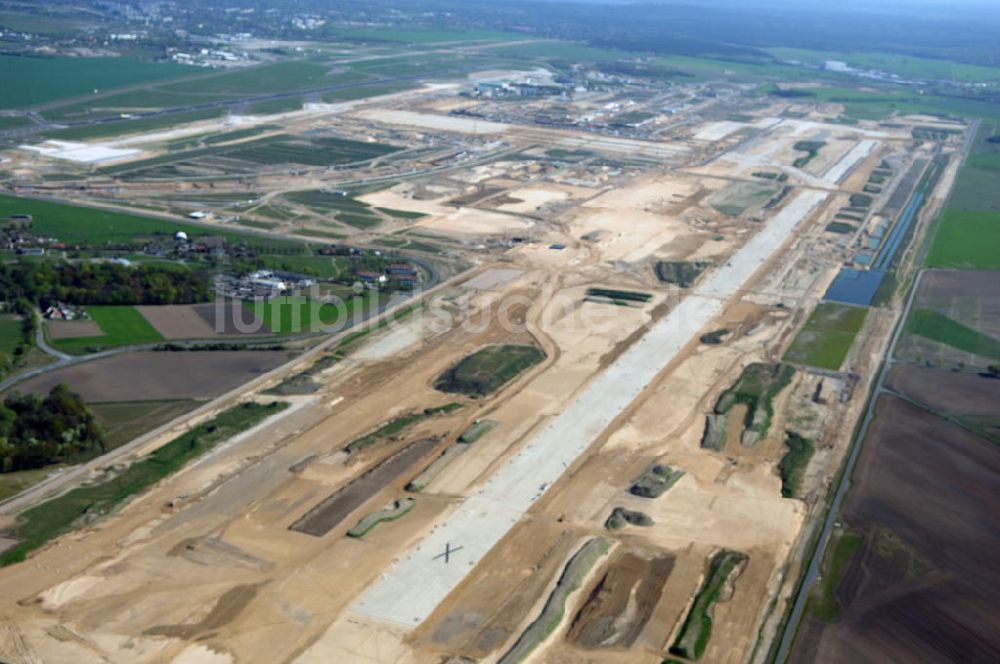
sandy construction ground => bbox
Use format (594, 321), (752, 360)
(0, 102), (942, 664)
(692, 118), (781, 142)
(20, 140), (140, 164)
(418, 206), (535, 236)
(357, 109), (512, 135)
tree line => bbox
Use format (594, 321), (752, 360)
(0, 261), (212, 307)
(0, 384), (105, 473)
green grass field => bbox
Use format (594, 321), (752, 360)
(51, 306), (163, 353)
(925, 210), (1000, 269)
(0, 194), (195, 243)
(765, 47), (1000, 84)
(489, 40), (633, 63)
(0, 116), (32, 131)
(245, 292), (384, 334)
(965, 152), (1000, 172)
(42, 108), (226, 141)
(0, 194), (301, 251)
(784, 303), (869, 370)
(761, 83), (1000, 123)
(41, 89), (225, 122)
(0, 55), (194, 109)
(246, 96), (303, 115)
(285, 189), (386, 228)
(0, 316), (25, 363)
(162, 61), (346, 95)
(336, 27), (519, 44)
(906, 308), (1000, 362)
(944, 123), (1000, 213)
(321, 82), (419, 103)
(255, 255), (347, 279)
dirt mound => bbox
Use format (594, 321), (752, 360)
(567, 550), (674, 649)
(627, 465), (684, 498)
(146, 582), (263, 639)
(604, 507), (653, 530)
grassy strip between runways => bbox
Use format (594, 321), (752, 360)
(907, 308), (1000, 362)
(670, 549), (749, 660)
(0, 401), (288, 566)
(345, 403), (462, 453)
(779, 431), (815, 498)
(498, 537), (612, 664)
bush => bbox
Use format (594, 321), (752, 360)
(778, 431), (815, 498)
(0, 384), (104, 473)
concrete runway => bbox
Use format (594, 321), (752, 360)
(350, 189), (829, 628)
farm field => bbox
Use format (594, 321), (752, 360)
(160, 61), (341, 95)
(90, 399), (204, 449)
(791, 395), (1000, 663)
(783, 303), (868, 370)
(42, 109), (227, 141)
(895, 270), (1000, 368)
(0, 194), (249, 246)
(905, 309), (1000, 362)
(885, 365), (1000, 441)
(16, 350), (292, 402)
(940, 123), (1000, 213)
(50, 306), (163, 353)
(925, 210), (1000, 269)
(245, 292), (387, 334)
(40, 89), (231, 122)
(765, 47), (1000, 84)
(0, 55), (194, 109)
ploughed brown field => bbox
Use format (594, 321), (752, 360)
(886, 364), (1000, 427)
(16, 350), (292, 402)
(135, 304), (219, 339)
(791, 394), (1000, 663)
(193, 301), (271, 336)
